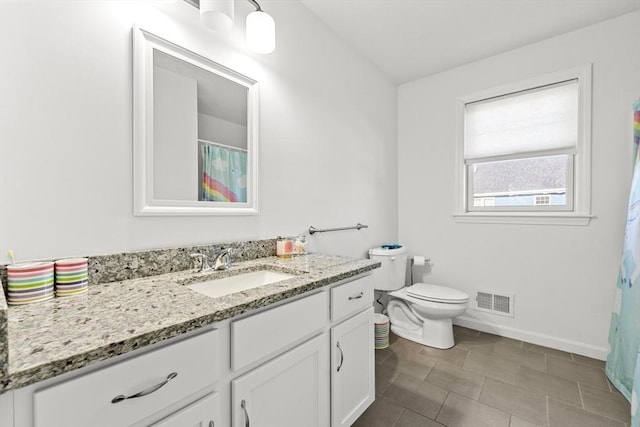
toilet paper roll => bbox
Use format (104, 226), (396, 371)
(413, 256), (426, 266)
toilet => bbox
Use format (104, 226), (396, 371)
(369, 246), (469, 349)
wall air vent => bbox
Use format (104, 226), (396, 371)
(474, 290), (514, 317)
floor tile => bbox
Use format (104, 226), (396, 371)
(390, 334), (427, 353)
(514, 365), (581, 406)
(453, 325), (480, 337)
(419, 344), (470, 367)
(375, 346), (392, 366)
(523, 342), (572, 360)
(481, 332), (523, 348)
(546, 356), (609, 390)
(375, 363), (398, 396)
(426, 361), (486, 399)
(572, 353), (606, 369)
(548, 398), (625, 427)
(436, 392), (511, 427)
(357, 327), (626, 427)
(382, 343), (436, 379)
(383, 372), (448, 419)
(479, 378), (547, 425)
(455, 331), (500, 354)
(352, 396), (404, 427)
(494, 342), (547, 372)
(394, 409), (446, 427)
(580, 383), (631, 423)
(463, 349), (519, 384)
(509, 415), (546, 427)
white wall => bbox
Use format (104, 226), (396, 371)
(154, 67), (198, 201)
(0, 1), (398, 262)
(198, 114), (247, 149)
(398, 11), (640, 358)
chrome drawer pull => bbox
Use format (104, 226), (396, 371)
(348, 292), (364, 300)
(111, 372), (178, 404)
(241, 399), (250, 427)
(337, 342), (344, 372)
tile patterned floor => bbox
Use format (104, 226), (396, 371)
(354, 326), (631, 427)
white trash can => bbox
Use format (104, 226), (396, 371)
(374, 313), (390, 349)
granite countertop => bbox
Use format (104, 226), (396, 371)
(0, 253), (379, 393)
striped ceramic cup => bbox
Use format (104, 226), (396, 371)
(7, 262), (55, 305)
(55, 258), (89, 297)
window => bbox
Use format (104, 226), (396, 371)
(454, 65), (592, 225)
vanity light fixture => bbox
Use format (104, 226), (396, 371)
(200, 0), (234, 32)
(245, 0), (275, 54)
(185, 0), (276, 54)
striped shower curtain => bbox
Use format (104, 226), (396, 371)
(606, 100), (640, 426)
(201, 144), (247, 203)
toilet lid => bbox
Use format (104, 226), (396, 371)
(407, 283), (469, 303)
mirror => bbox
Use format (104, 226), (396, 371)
(133, 27), (258, 215)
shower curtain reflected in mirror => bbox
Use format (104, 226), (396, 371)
(201, 144), (247, 203)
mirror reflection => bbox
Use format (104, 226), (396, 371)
(153, 50), (249, 203)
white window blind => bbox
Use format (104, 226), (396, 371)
(464, 80), (579, 160)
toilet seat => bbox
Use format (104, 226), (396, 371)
(406, 283), (469, 304)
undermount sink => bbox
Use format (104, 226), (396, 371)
(187, 270), (296, 299)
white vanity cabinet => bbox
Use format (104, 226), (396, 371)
(330, 276), (375, 427)
(232, 333), (330, 427)
(331, 308), (375, 427)
(4, 272), (376, 427)
(30, 329), (221, 427)
(151, 392), (220, 427)
(0, 388), (13, 427)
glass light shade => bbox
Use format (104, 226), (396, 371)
(246, 10), (275, 54)
(200, 0), (234, 31)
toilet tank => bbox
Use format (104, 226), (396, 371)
(369, 246), (408, 291)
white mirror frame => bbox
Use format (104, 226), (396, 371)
(133, 26), (259, 216)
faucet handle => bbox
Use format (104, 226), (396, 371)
(190, 253), (212, 272)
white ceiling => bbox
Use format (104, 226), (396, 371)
(299, 0), (640, 84)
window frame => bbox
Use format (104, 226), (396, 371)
(453, 65), (593, 225)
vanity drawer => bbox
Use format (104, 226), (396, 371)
(331, 275), (374, 322)
(33, 329), (220, 427)
(231, 291), (328, 371)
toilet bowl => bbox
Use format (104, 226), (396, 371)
(387, 283), (468, 349)
(368, 246), (469, 349)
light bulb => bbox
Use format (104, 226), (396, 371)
(246, 10), (275, 54)
(200, 0), (234, 32)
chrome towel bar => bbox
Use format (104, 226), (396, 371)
(308, 223), (369, 235)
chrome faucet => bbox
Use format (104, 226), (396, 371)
(212, 248), (233, 271)
(190, 253), (212, 273)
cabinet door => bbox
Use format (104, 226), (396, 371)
(331, 307), (374, 427)
(152, 392), (219, 427)
(232, 333), (329, 427)
(0, 390), (13, 427)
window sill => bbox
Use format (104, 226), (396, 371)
(452, 212), (593, 226)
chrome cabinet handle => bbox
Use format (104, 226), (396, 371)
(241, 399), (250, 427)
(208, 421), (214, 427)
(111, 372), (178, 404)
(337, 342), (344, 372)
(348, 292), (363, 300)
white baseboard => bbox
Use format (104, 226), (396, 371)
(453, 316), (608, 360)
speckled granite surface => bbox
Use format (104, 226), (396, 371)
(0, 253), (379, 393)
(0, 238), (279, 288)
(0, 279), (7, 377)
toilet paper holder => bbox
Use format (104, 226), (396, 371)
(411, 256), (431, 266)
(411, 256), (431, 285)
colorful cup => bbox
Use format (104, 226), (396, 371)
(7, 262), (55, 305)
(55, 258), (88, 297)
